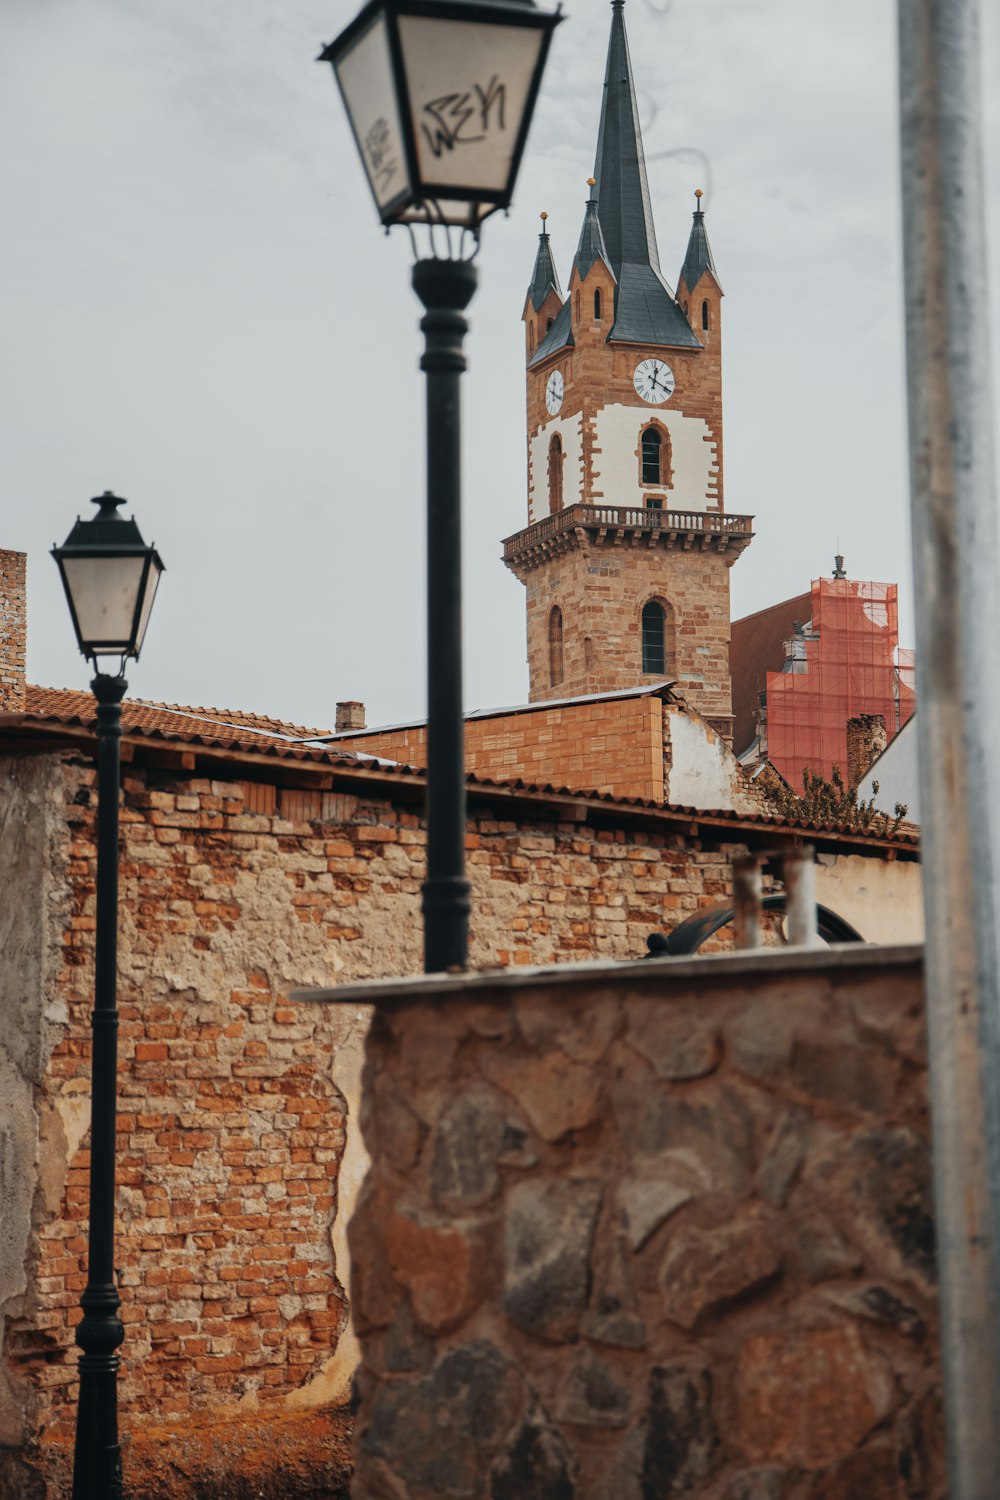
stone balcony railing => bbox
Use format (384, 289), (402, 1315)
(502, 503), (755, 569)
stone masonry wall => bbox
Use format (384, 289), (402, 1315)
(523, 541), (735, 728)
(2, 750), (777, 1497)
(341, 948), (942, 1500)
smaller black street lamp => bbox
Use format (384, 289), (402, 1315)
(52, 491), (163, 1500)
(320, 0), (560, 972)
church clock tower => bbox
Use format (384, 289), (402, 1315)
(504, 0), (752, 739)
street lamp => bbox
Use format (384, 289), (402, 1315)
(52, 491), (164, 1500)
(319, 0), (560, 971)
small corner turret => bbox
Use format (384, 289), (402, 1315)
(677, 189), (723, 340)
(524, 213), (564, 362)
(567, 179), (617, 345)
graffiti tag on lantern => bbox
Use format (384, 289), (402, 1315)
(421, 77), (506, 157)
(363, 117), (400, 195)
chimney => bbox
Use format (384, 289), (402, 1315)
(847, 713), (887, 788)
(335, 700), (366, 733)
(0, 550), (26, 713)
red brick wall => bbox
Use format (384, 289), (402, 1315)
(342, 694), (665, 801)
(4, 751), (774, 1494)
(0, 549), (26, 712)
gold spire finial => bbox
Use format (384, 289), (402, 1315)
(587, 176), (596, 187)
(540, 210), (548, 223)
(695, 188), (704, 200)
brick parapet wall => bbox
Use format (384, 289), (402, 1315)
(340, 694), (665, 802)
(336, 948), (942, 1500)
(0, 550), (27, 712)
(2, 751), (786, 1496)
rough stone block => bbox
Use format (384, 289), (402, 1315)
(659, 1214), (782, 1329)
(504, 1179), (602, 1342)
(735, 1325), (896, 1469)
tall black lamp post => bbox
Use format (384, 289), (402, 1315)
(52, 491), (164, 1500)
(319, 0), (560, 972)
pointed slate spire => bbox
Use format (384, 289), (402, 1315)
(678, 189), (722, 295)
(527, 212), (563, 313)
(593, 0), (659, 276)
(590, 0), (700, 349)
(573, 179), (616, 283)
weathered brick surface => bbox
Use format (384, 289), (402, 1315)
(0, 549), (26, 712)
(342, 693), (666, 802)
(347, 951), (943, 1499)
(2, 750), (794, 1495)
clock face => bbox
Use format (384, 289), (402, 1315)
(634, 358), (675, 404)
(545, 369), (565, 416)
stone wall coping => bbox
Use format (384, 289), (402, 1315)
(292, 941), (923, 1007)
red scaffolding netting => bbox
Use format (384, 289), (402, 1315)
(765, 579), (917, 792)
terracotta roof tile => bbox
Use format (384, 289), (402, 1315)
(24, 686), (331, 744)
(8, 684), (917, 851)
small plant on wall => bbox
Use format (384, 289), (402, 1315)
(767, 764), (908, 837)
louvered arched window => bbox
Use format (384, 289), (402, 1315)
(548, 433), (563, 514)
(549, 606), (564, 687)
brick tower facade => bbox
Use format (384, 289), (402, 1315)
(503, 0), (753, 739)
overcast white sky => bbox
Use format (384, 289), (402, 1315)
(3, 0), (998, 730)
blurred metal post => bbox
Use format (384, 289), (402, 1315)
(898, 1), (1000, 1492)
(783, 846), (819, 947)
(732, 855), (762, 950)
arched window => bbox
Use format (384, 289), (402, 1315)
(639, 423), (672, 490)
(574, 290), (581, 322)
(702, 299), (710, 331)
(549, 606), (564, 687)
(641, 427), (663, 486)
(594, 288), (602, 320)
(528, 323), (535, 353)
(641, 599), (676, 677)
(548, 433), (564, 514)
(546, 316), (554, 332)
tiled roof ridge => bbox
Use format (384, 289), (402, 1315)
(4, 702), (919, 849)
(24, 684), (330, 741)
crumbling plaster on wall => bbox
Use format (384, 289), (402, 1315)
(814, 853), (924, 945)
(0, 756), (72, 1446)
(663, 705), (761, 815)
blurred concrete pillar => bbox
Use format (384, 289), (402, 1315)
(898, 1), (1000, 1493)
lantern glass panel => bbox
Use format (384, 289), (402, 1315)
(61, 554), (148, 654)
(133, 557), (163, 658)
(398, 16), (545, 194)
(335, 12), (412, 212)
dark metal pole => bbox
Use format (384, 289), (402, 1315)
(412, 256), (477, 973)
(898, 1), (1000, 1492)
(72, 672), (127, 1500)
